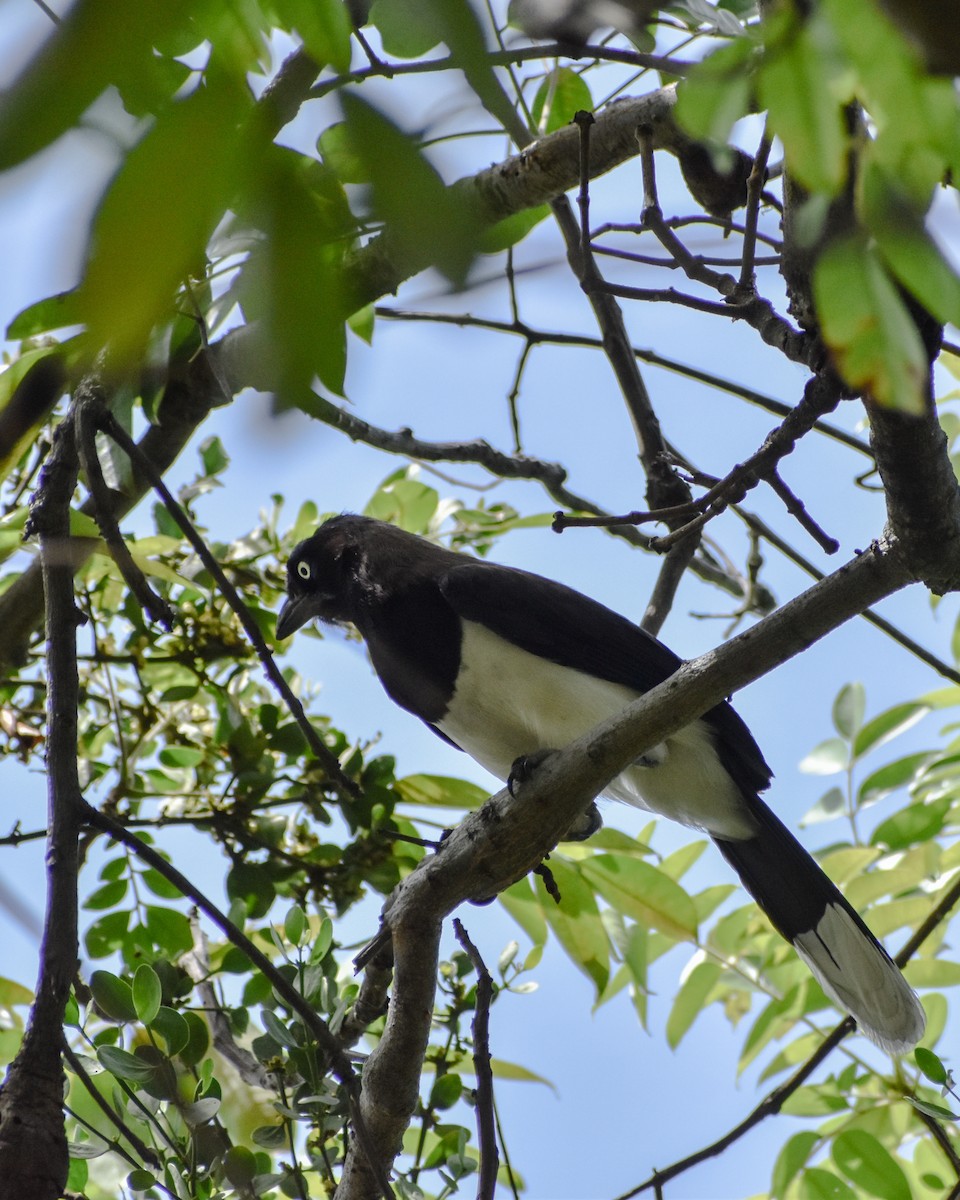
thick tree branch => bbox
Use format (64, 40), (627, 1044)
(338, 538), (914, 1198)
(0, 409), (83, 1198)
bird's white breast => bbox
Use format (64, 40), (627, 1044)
(436, 620), (756, 839)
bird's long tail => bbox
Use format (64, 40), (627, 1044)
(713, 797), (925, 1055)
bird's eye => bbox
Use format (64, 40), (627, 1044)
(297, 561), (311, 580)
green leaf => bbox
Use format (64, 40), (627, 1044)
(832, 1129), (911, 1200)
(798, 738), (849, 775)
(536, 857), (609, 994)
(914, 1045), (948, 1084)
(0, 346), (67, 482)
(904, 958), (960, 988)
(97, 1045), (158, 1082)
(6, 291), (83, 338)
(666, 960), (720, 1048)
(340, 92), (482, 287)
(364, 477), (441, 533)
(802, 1166), (858, 1200)
(395, 773), (489, 809)
(801, 786), (846, 826)
(580, 855), (698, 941)
(813, 234), (928, 414)
(90, 970), (137, 1023)
(870, 796), (950, 851)
(499, 876), (547, 947)
(531, 67), (593, 135)
(272, 0), (352, 72)
(853, 702), (929, 758)
(150, 1006), (190, 1057)
(132, 964), (162, 1025)
(488, 1058), (556, 1090)
(0, 0), (196, 171)
(284, 904), (307, 946)
(478, 205), (550, 254)
(369, 0), (443, 57)
(239, 146), (350, 396)
(85, 911), (131, 959)
(140, 868), (185, 900)
(861, 159), (960, 328)
(430, 1073), (463, 1110)
(177, 1010), (210, 1067)
(832, 683), (865, 740)
(83, 879), (129, 911)
(78, 70), (251, 366)
(675, 37), (757, 145)
(0, 978), (32, 1006)
(772, 1130), (819, 1199)
(759, 12), (850, 194)
(858, 753), (932, 807)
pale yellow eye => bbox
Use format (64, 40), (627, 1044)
(297, 561), (311, 580)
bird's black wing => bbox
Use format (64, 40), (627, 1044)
(439, 561), (771, 796)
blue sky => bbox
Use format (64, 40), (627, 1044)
(2, 4), (960, 1198)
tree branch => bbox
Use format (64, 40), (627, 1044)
(0, 407), (83, 1198)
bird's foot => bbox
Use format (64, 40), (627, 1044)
(507, 752), (603, 842)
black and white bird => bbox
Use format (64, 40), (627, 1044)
(276, 514), (925, 1054)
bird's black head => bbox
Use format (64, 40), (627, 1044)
(276, 514), (374, 639)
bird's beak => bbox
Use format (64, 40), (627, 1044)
(276, 594), (315, 640)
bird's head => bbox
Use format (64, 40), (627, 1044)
(275, 514), (372, 639)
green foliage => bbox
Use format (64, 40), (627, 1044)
(1, 1), (959, 1197)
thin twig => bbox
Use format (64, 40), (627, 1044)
(74, 390), (174, 629)
(453, 920), (499, 1200)
(61, 1039), (161, 1167)
(738, 125), (773, 293)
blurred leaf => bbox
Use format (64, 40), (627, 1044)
(364, 476), (441, 532)
(759, 11), (849, 194)
(0, 0), (196, 171)
(832, 1129), (911, 1200)
(479, 205), (550, 254)
(666, 960), (720, 1048)
(853, 702), (928, 758)
(914, 1045), (948, 1084)
(79, 69), (251, 366)
(0, 346), (66, 481)
(675, 37), (756, 145)
(772, 1130), (819, 1199)
(870, 795), (950, 850)
(272, 0), (352, 71)
(6, 291), (83, 338)
(531, 68), (592, 134)
(799, 738), (849, 775)
(580, 855), (698, 941)
(801, 786), (846, 826)
(488, 1058), (556, 1089)
(340, 92), (482, 287)
(832, 683), (865, 740)
(858, 752), (932, 807)
(369, 0), (443, 56)
(535, 857), (609, 994)
(395, 773), (489, 809)
(802, 1167), (858, 1200)
(903, 958), (960, 987)
(813, 233), (928, 414)
(861, 159), (960, 328)
(499, 876), (547, 947)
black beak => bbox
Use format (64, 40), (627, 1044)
(276, 594), (316, 640)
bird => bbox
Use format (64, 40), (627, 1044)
(276, 513), (925, 1054)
